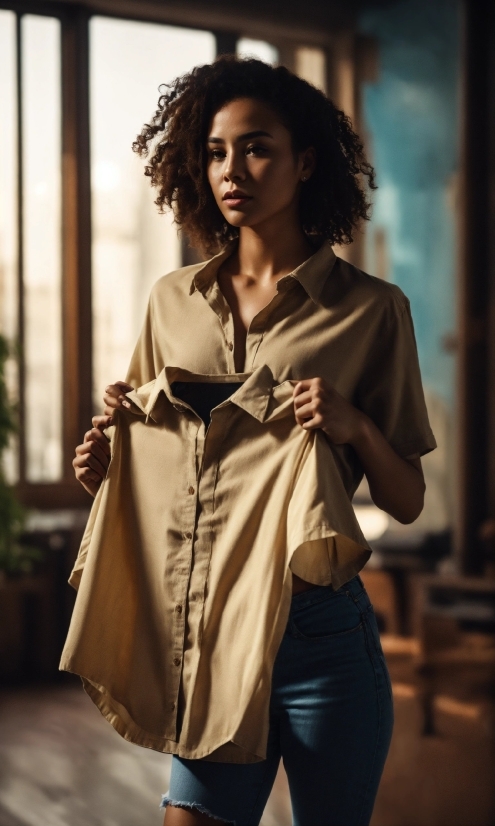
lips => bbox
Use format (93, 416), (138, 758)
(222, 190), (253, 207)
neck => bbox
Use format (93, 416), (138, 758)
(232, 212), (314, 282)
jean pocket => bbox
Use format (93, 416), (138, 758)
(289, 592), (363, 640)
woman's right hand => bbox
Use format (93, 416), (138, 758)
(72, 381), (133, 497)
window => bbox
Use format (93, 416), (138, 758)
(90, 18), (215, 408)
(0, 6), (216, 505)
(0, 11), (63, 484)
(236, 38), (278, 64)
(22, 15), (63, 481)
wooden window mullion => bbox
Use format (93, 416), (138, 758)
(15, 11), (26, 486)
(61, 7), (93, 482)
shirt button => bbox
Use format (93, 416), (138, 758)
(228, 341), (233, 350)
(184, 531), (192, 540)
(175, 604), (183, 614)
(188, 486), (195, 495)
(173, 657), (181, 667)
(170, 702), (176, 710)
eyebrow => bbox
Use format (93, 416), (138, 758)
(207, 130), (273, 143)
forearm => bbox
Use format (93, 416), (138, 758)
(350, 414), (425, 524)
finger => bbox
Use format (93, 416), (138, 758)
(112, 381), (134, 392)
(301, 413), (324, 429)
(76, 438), (107, 461)
(292, 379), (313, 397)
(102, 393), (122, 409)
(80, 436), (110, 467)
(104, 381), (132, 397)
(92, 415), (113, 430)
(84, 428), (111, 454)
(76, 467), (100, 484)
(294, 401), (318, 420)
(103, 382), (133, 406)
(293, 390), (314, 408)
(73, 445), (108, 477)
(103, 404), (118, 417)
(73, 449), (107, 477)
(75, 468), (102, 497)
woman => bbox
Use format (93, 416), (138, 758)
(72, 56), (436, 826)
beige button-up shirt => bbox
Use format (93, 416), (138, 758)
(60, 240), (436, 763)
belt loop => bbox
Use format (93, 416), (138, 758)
(345, 575), (365, 612)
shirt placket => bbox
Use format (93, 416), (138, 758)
(174, 405), (232, 746)
(246, 278), (297, 370)
(203, 274), (298, 373)
(203, 280), (236, 372)
(162, 401), (204, 740)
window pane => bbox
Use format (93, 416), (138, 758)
(0, 10), (18, 483)
(359, 2), (460, 536)
(90, 18), (215, 410)
(295, 46), (326, 92)
(237, 38), (278, 65)
(22, 15), (62, 481)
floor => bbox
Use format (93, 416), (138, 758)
(0, 681), (291, 826)
(1, 673), (494, 826)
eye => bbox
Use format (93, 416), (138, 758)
(246, 144), (267, 155)
(208, 148), (226, 160)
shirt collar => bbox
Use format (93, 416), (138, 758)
(127, 364), (276, 424)
(188, 239), (337, 305)
(188, 242), (237, 296)
(287, 240), (337, 304)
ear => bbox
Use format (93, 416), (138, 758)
(299, 146), (316, 182)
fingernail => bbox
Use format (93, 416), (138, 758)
(122, 401), (130, 408)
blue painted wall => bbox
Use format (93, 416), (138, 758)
(359, 0), (460, 407)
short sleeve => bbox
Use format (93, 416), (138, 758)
(125, 291), (165, 388)
(357, 293), (437, 459)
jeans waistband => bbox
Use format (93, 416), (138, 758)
(290, 574), (366, 612)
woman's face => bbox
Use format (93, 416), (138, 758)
(206, 97), (314, 231)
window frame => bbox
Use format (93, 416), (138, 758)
(2, 3), (93, 506)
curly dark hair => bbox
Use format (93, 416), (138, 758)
(133, 54), (376, 256)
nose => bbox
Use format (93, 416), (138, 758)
(223, 148), (246, 182)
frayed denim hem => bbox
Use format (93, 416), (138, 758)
(159, 793), (235, 824)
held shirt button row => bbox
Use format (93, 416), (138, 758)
(173, 657), (181, 667)
(228, 341), (234, 351)
(188, 486), (195, 495)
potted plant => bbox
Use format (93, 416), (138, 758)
(0, 335), (43, 579)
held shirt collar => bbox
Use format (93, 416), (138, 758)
(60, 364), (372, 764)
(140, 364), (275, 425)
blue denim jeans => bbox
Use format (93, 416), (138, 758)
(161, 575), (394, 825)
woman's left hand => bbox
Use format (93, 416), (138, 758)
(293, 377), (364, 446)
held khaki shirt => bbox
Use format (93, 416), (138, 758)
(61, 365), (374, 762)
(60, 240), (436, 763)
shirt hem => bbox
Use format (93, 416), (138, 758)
(58, 665), (265, 763)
